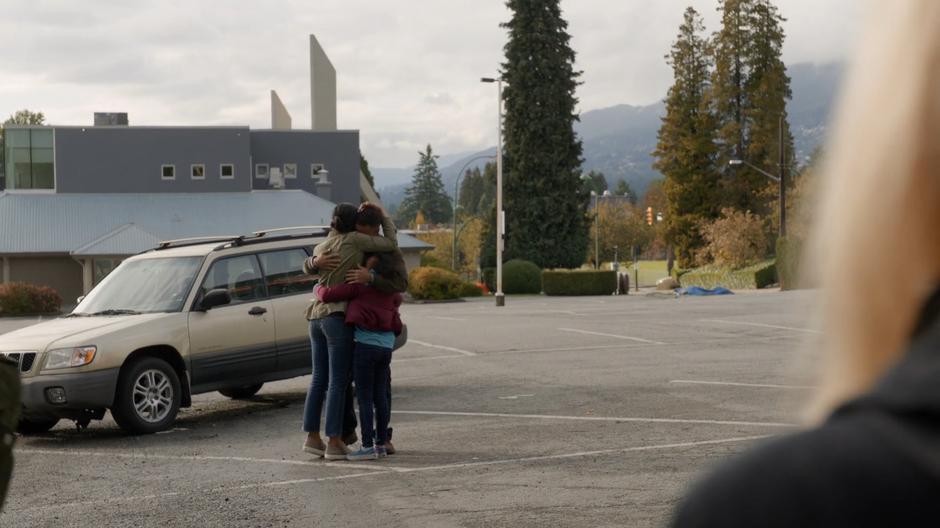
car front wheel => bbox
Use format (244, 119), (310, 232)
(111, 357), (181, 435)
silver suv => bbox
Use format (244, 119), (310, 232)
(0, 228), (404, 434)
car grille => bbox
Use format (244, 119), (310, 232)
(2, 352), (37, 374)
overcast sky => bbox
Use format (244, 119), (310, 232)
(1, 0), (866, 168)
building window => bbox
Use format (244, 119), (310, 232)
(161, 165), (176, 180)
(255, 163), (269, 179)
(3, 128), (55, 190)
(191, 164), (205, 180)
(310, 163), (325, 178)
(220, 164), (235, 179)
(284, 163), (297, 179)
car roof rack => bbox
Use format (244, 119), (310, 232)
(214, 227), (331, 250)
(251, 225), (331, 237)
(155, 235), (244, 251)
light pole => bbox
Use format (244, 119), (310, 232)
(481, 75), (505, 307)
(729, 116), (787, 238)
(452, 155), (496, 272)
(728, 158), (785, 238)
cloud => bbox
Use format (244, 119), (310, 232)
(0, 0), (863, 168)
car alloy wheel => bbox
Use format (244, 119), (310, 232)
(132, 369), (174, 423)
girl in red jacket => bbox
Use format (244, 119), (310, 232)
(315, 253), (402, 461)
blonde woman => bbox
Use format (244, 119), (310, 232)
(672, 2), (940, 526)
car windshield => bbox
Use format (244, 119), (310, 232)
(73, 257), (203, 315)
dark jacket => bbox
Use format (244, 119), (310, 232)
(671, 289), (940, 527)
(371, 249), (408, 295)
(315, 283), (403, 336)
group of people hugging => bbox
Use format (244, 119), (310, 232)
(300, 202), (406, 461)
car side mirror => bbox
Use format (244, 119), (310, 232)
(199, 289), (231, 311)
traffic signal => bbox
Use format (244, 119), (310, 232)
(646, 207), (653, 226)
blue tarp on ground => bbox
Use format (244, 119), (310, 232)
(676, 286), (734, 296)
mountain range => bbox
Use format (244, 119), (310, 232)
(375, 61), (844, 209)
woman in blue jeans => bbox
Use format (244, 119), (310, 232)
(300, 202), (399, 460)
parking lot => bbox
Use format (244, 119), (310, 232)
(2, 290), (819, 527)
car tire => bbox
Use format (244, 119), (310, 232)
(218, 383), (264, 400)
(111, 357), (181, 435)
(16, 417), (59, 435)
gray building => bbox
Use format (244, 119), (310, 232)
(0, 121), (429, 304)
(2, 124), (359, 203)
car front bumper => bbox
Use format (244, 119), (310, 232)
(20, 369), (119, 419)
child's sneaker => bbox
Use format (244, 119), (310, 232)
(375, 445), (388, 458)
(347, 446), (378, 461)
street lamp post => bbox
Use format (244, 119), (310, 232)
(481, 76), (505, 307)
(452, 155), (496, 272)
(729, 116), (787, 238)
(728, 158), (785, 238)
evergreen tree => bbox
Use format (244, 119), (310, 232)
(613, 179), (637, 205)
(501, 0), (589, 269)
(711, 0), (794, 216)
(397, 145), (452, 225)
(580, 170), (608, 196)
(458, 167), (485, 217)
(653, 6), (721, 267)
(359, 154), (379, 199)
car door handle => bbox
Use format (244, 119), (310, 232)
(248, 306), (267, 316)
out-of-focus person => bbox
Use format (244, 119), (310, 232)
(672, 2), (940, 526)
(0, 356), (20, 512)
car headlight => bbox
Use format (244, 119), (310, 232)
(43, 346), (97, 370)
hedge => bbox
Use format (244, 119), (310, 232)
(502, 259), (542, 294)
(0, 282), (62, 316)
(679, 260), (777, 290)
(542, 270), (617, 296)
(458, 282), (484, 297)
(408, 267), (464, 300)
(775, 237), (803, 291)
(482, 260), (543, 294)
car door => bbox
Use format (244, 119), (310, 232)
(256, 247), (318, 374)
(188, 254), (277, 387)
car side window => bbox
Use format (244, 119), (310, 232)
(200, 255), (266, 304)
(258, 248), (317, 297)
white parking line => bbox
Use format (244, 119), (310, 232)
(700, 319), (822, 335)
(14, 448), (395, 472)
(408, 339), (477, 356)
(12, 434), (769, 513)
(390, 410), (795, 428)
(671, 379), (815, 390)
(559, 327), (666, 345)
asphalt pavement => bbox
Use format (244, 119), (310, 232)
(1, 289), (820, 527)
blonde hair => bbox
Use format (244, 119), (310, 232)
(808, 0), (940, 419)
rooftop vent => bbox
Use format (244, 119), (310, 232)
(94, 113), (129, 126)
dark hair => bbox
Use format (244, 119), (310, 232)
(364, 252), (398, 280)
(356, 204), (383, 227)
(330, 203), (358, 233)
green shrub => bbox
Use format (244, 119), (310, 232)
(408, 267), (463, 300)
(458, 282), (484, 297)
(775, 237), (803, 291)
(0, 283), (62, 316)
(680, 260), (777, 290)
(542, 270), (618, 296)
(419, 253), (450, 270)
(502, 259), (542, 294)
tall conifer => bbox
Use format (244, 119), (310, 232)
(653, 7), (719, 267)
(500, 0), (588, 268)
(398, 145), (452, 225)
